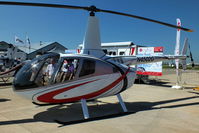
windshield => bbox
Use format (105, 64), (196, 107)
(13, 53), (59, 90)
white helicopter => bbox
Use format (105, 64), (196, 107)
(0, 1), (192, 122)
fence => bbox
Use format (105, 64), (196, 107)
(162, 69), (199, 87)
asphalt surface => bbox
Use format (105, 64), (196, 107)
(0, 71), (199, 133)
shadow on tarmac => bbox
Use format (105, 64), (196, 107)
(136, 79), (197, 89)
(188, 91), (199, 95)
(0, 82), (12, 88)
(0, 95), (199, 126)
(0, 98), (11, 102)
(135, 79), (172, 88)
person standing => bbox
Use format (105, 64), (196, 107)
(45, 59), (56, 81)
(61, 60), (69, 82)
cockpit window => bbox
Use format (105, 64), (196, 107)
(13, 53), (59, 90)
(79, 59), (95, 77)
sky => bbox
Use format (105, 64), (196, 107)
(0, 0), (198, 62)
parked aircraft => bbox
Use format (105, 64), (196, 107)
(0, 1), (192, 123)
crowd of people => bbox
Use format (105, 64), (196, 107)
(45, 58), (78, 84)
(29, 57), (79, 87)
(57, 59), (78, 83)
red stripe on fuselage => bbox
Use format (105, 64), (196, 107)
(37, 68), (130, 104)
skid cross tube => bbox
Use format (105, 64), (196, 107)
(80, 99), (90, 119)
(117, 94), (128, 112)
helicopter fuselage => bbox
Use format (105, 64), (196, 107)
(13, 53), (136, 105)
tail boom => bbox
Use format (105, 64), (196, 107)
(106, 55), (186, 66)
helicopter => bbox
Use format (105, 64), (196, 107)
(0, 1), (192, 122)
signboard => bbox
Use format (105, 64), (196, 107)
(137, 47), (163, 76)
(65, 50), (77, 54)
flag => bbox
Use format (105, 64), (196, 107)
(15, 36), (24, 44)
(26, 36), (31, 53)
(26, 36), (31, 45)
(174, 18), (181, 86)
(40, 41), (43, 46)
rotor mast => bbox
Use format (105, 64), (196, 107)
(81, 9), (105, 58)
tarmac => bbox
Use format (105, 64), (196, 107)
(0, 70), (199, 133)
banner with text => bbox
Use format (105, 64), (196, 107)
(137, 47), (163, 76)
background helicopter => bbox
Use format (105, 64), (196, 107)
(0, 44), (26, 83)
(0, 1), (192, 122)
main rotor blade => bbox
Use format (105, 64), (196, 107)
(97, 9), (193, 32)
(0, 1), (193, 32)
(0, 1), (89, 10)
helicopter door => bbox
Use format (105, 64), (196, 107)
(78, 58), (118, 78)
(53, 57), (118, 84)
(79, 59), (95, 77)
(54, 58), (79, 83)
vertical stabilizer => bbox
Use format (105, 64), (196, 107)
(82, 16), (105, 58)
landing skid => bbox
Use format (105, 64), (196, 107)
(55, 94), (132, 126)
